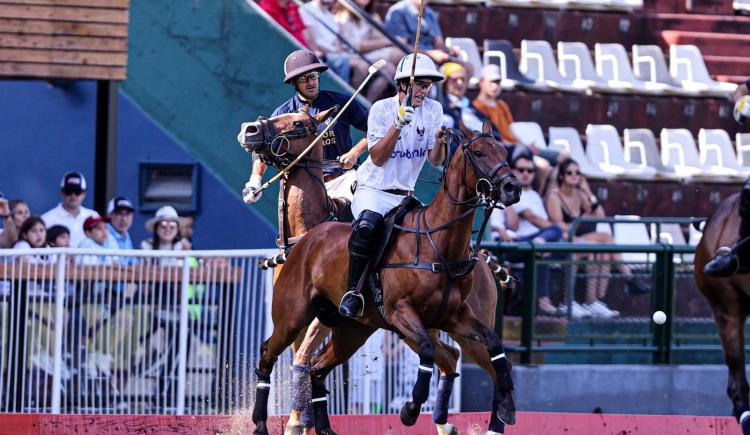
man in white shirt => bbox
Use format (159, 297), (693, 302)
(340, 53), (447, 317)
(41, 171), (99, 247)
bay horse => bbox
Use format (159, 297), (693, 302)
(695, 193), (750, 434)
(240, 112), (520, 435)
(239, 109), (515, 435)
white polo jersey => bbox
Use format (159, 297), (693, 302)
(356, 95), (443, 192)
(41, 203), (99, 248)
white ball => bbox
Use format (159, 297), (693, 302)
(652, 311), (667, 325)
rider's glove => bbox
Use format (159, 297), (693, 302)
(394, 106), (414, 130)
(242, 174), (263, 204)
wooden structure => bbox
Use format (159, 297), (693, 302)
(0, 0), (129, 80)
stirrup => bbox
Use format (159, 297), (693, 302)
(716, 246), (732, 257)
(339, 291), (365, 317)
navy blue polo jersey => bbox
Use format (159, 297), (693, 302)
(272, 91), (369, 168)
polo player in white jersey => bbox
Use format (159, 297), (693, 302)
(339, 53), (448, 317)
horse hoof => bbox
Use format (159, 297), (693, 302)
(436, 422), (458, 435)
(497, 392), (516, 425)
(284, 424), (304, 435)
(253, 421), (269, 435)
(316, 428), (338, 435)
(400, 401), (420, 426)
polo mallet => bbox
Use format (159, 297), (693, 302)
(400, 0), (426, 115)
(256, 59), (387, 193)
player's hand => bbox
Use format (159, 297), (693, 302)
(435, 127), (448, 148)
(394, 106), (414, 130)
(338, 149), (359, 170)
(242, 174), (263, 204)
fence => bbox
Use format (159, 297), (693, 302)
(0, 248), (460, 416)
(485, 217), (717, 365)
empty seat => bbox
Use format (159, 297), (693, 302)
(521, 40), (587, 93)
(631, 45), (699, 97)
(613, 215), (653, 264)
(669, 45), (738, 97)
(445, 37), (482, 88)
(659, 128), (718, 180)
(652, 222), (692, 264)
(623, 128), (681, 180)
(698, 129), (747, 178)
(557, 42), (613, 94)
(511, 121), (547, 149)
(483, 39), (543, 91)
(595, 43), (669, 95)
(548, 126), (612, 179)
(737, 133), (750, 168)
(737, 0), (750, 13)
(586, 124), (657, 179)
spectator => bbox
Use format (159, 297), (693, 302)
(299, 0), (368, 86)
(384, 0), (465, 70)
(439, 62), (483, 133)
(77, 216), (112, 265)
(141, 206), (191, 252)
(472, 64), (521, 145)
(490, 154), (563, 316)
(46, 225), (70, 248)
(180, 213), (195, 246)
(545, 159), (649, 318)
(12, 216), (48, 264)
(104, 197), (136, 265)
(0, 198), (29, 248)
(258, 0), (310, 47)
(41, 171), (98, 248)
(334, 0), (402, 101)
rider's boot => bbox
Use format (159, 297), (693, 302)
(339, 210), (383, 317)
(705, 178), (750, 277)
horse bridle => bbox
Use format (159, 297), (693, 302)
(242, 112), (320, 167)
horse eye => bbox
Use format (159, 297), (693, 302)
(473, 150), (483, 157)
(293, 121), (303, 127)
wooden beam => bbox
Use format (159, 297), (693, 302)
(0, 5), (129, 24)
(0, 18), (129, 37)
(0, 33), (127, 51)
(0, 61), (125, 80)
(0, 48), (127, 66)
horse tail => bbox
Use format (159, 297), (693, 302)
(480, 250), (515, 290)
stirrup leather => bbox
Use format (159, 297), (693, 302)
(339, 291), (365, 316)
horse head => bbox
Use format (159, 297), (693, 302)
(453, 120), (521, 208)
(237, 106), (337, 169)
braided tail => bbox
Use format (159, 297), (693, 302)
(480, 249), (515, 290)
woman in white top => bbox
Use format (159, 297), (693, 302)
(340, 53), (447, 317)
(141, 206), (191, 267)
(12, 216), (49, 264)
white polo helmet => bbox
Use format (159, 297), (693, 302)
(393, 53), (444, 82)
(735, 95), (750, 124)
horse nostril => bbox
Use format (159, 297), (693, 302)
(502, 182), (516, 194)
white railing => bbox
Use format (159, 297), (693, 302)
(0, 248), (461, 415)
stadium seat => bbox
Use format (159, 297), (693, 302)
(520, 40), (587, 93)
(511, 121), (547, 149)
(631, 45), (699, 97)
(698, 129), (748, 178)
(669, 45), (738, 97)
(623, 128), (681, 180)
(613, 215), (653, 264)
(737, 133), (750, 169)
(585, 124), (657, 179)
(595, 43), (669, 95)
(737, 0), (750, 13)
(652, 223), (692, 264)
(659, 128), (720, 180)
(445, 37), (483, 88)
(548, 126), (612, 179)
(557, 42), (613, 94)
(483, 39), (543, 91)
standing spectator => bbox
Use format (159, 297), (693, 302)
(299, 0), (368, 85)
(46, 225), (70, 248)
(334, 0), (402, 101)
(41, 171), (98, 248)
(77, 216), (112, 265)
(12, 216), (48, 264)
(0, 198), (29, 248)
(105, 197), (136, 265)
(258, 0), (310, 47)
(490, 154), (563, 316)
(141, 206), (191, 252)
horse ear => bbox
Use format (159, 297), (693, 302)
(482, 119), (493, 136)
(457, 121), (474, 139)
(314, 106), (337, 124)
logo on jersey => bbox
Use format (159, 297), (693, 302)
(416, 125), (425, 139)
(391, 147), (427, 159)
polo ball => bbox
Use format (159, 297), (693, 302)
(653, 311), (667, 325)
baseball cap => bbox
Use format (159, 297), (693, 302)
(107, 196), (135, 214)
(60, 171), (87, 194)
(83, 215), (108, 232)
(480, 64), (502, 82)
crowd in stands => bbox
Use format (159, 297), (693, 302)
(0, 171), (193, 264)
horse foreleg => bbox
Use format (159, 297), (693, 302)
(309, 321), (377, 435)
(713, 294), (750, 433)
(443, 303), (516, 427)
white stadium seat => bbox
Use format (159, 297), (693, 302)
(737, 133), (750, 169)
(595, 43), (669, 95)
(484, 39), (546, 91)
(557, 41), (613, 94)
(669, 45), (737, 97)
(511, 121), (547, 149)
(548, 126), (612, 179)
(631, 45), (699, 96)
(445, 37), (483, 88)
(613, 215), (653, 264)
(698, 129), (748, 178)
(586, 124), (656, 179)
(521, 40), (587, 93)
(659, 128), (722, 181)
(623, 128), (681, 180)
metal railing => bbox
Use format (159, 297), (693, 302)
(0, 248), (460, 415)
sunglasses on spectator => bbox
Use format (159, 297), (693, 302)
(514, 167), (535, 174)
(565, 170), (581, 176)
(448, 76), (466, 82)
(295, 72), (319, 84)
(158, 221), (179, 230)
(62, 188), (84, 196)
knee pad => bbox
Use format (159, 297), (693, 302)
(350, 210), (384, 254)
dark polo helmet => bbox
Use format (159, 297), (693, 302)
(283, 50), (328, 83)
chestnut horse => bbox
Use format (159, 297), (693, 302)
(241, 114), (520, 435)
(240, 109), (514, 435)
(695, 193), (750, 434)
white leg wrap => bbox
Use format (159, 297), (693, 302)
(491, 353), (506, 361)
(311, 397), (327, 403)
(741, 410), (750, 424)
(436, 423), (457, 435)
(419, 364), (433, 372)
(484, 431), (503, 435)
(257, 382), (272, 389)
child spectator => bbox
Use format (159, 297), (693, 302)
(46, 225), (70, 248)
(12, 216), (49, 264)
(77, 215), (112, 265)
(41, 171), (98, 247)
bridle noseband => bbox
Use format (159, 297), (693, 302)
(240, 112), (321, 166)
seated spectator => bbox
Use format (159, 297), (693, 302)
(77, 216), (112, 265)
(490, 154), (563, 316)
(12, 216), (49, 264)
(46, 225), (70, 248)
(258, 0), (310, 47)
(0, 198), (29, 248)
(545, 159), (649, 318)
(334, 0), (401, 101)
(141, 206), (191, 252)
(180, 213), (195, 246)
(105, 197), (137, 265)
(300, 0), (368, 87)
(384, 0), (467, 72)
(439, 62), (484, 134)
(41, 171), (98, 248)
